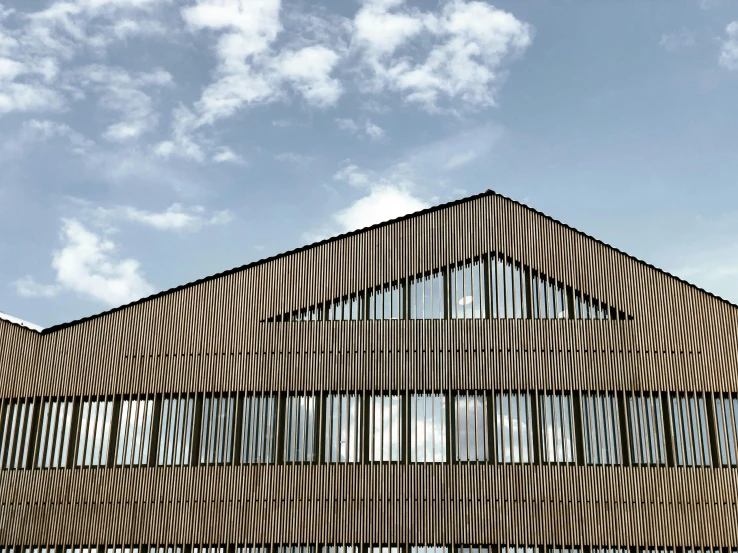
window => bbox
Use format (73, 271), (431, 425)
(713, 393), (738, 467)
(409, 270), (445, 319)
(495, 391), (535, 464)
(276, 547), (315, 553)
(116, 397), (154, 467)
(539, 392), (575, 463)
(671, 393), (711, 467)
(627, 393), (666, 466)
(157, 394), (194, 466)
(455, 393), (488, 462)
(76, 397), (113, 468)
(492, 254), (529, 319)
(36, 398), (74, 469)
(368, 394), (402, 462)
(321, 546), (360, 553)
(581, 392), (621, 465)
(410, 393), (447, 463)
(0, 398), (35, 469)
(327, 294), (363, 321)
(200, 394), (236, 465)
(241, 394), (277, 464)
(368, 282), (404, 320)
(324, 393), (362, 463)
(450, 258), (486, 319)
(285, 395), (317, 463)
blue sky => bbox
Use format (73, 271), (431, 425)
(1, 0), (737, 329)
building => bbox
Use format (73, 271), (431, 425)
(0, 190), (737, 552)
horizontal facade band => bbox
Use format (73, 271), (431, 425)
(1, 390), (737, 471)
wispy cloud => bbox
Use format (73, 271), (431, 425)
(275, 151), (314, 165)
(91, 203), (234, 232)
(719, 21), (738, 70)
(336, 117), (385, 140)
(659, 29), (696, 52)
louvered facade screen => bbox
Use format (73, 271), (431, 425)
(0, 191), (736, 550)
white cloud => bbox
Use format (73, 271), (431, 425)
(335, 117), (385, 139)
(333, 183), (427, 232)
(333, 163), (372, 187)
(365, 119), (384, 139)
(0, 0), (174, 120)
(325, 163), (428, 234)
(719, 21), (738, 70)
(212, 146), (243, 163)
(352, 0), (532, 111)
(336, 117), (360, 133)
(92, 202), (233, 231)
(276, 44), (343, 107)
(181, 0), (345, 126)
(444, 150), (477, 170)
(21, 119), (95, 154)
(13, 276), (60, 298)
(0, 83), (64, 114)
(659, 29), (695, 52)
(154, 104), (205, 161)
(15, 219), (155, 306)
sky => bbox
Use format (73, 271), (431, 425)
(1, 0), (737, 329)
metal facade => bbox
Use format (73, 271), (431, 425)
(1, 191), (737, 550)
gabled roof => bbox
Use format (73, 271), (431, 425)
(6, 189), (735, 336)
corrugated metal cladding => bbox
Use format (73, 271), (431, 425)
(0, 191), (737, 550)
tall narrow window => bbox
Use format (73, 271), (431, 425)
(241, 394), (277, 464)
(410, 393), (447, 463)
(200, 394), (236, 465)
(458, 548), (491, 553)
(539, 392), (575, 464)
(368, 282), (404, 320)
(0, 398), (35, 469)
(368, 394), (402, 462)
(325, 393), (362, 463)
(409, 270), (445, 319)
(76, 397), (113, 468)
(36, 397), (74, 469)
(496, 391), (535, 464)
(285, 395), (317, 463)
(627, 393), (666, 466)
(714, 393), (738, 467)
(671, 393), (711, 467)
(411, 548), (448, 553)
(327, 294), (363, 321)
(321, 546), (360, 553)
(455, 393), (488, 462)
(277, 546), (315, 553)
(581, 392), (621, 465)
(450, 257), (486, 319)
(158, 394), (194, 466)
(116, 397), (154, 467)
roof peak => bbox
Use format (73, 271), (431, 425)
(24, 189), (738, 335)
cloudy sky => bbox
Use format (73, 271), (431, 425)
(1, 0), (737, 329)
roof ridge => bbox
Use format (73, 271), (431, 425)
(38, 189), (737, 334)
